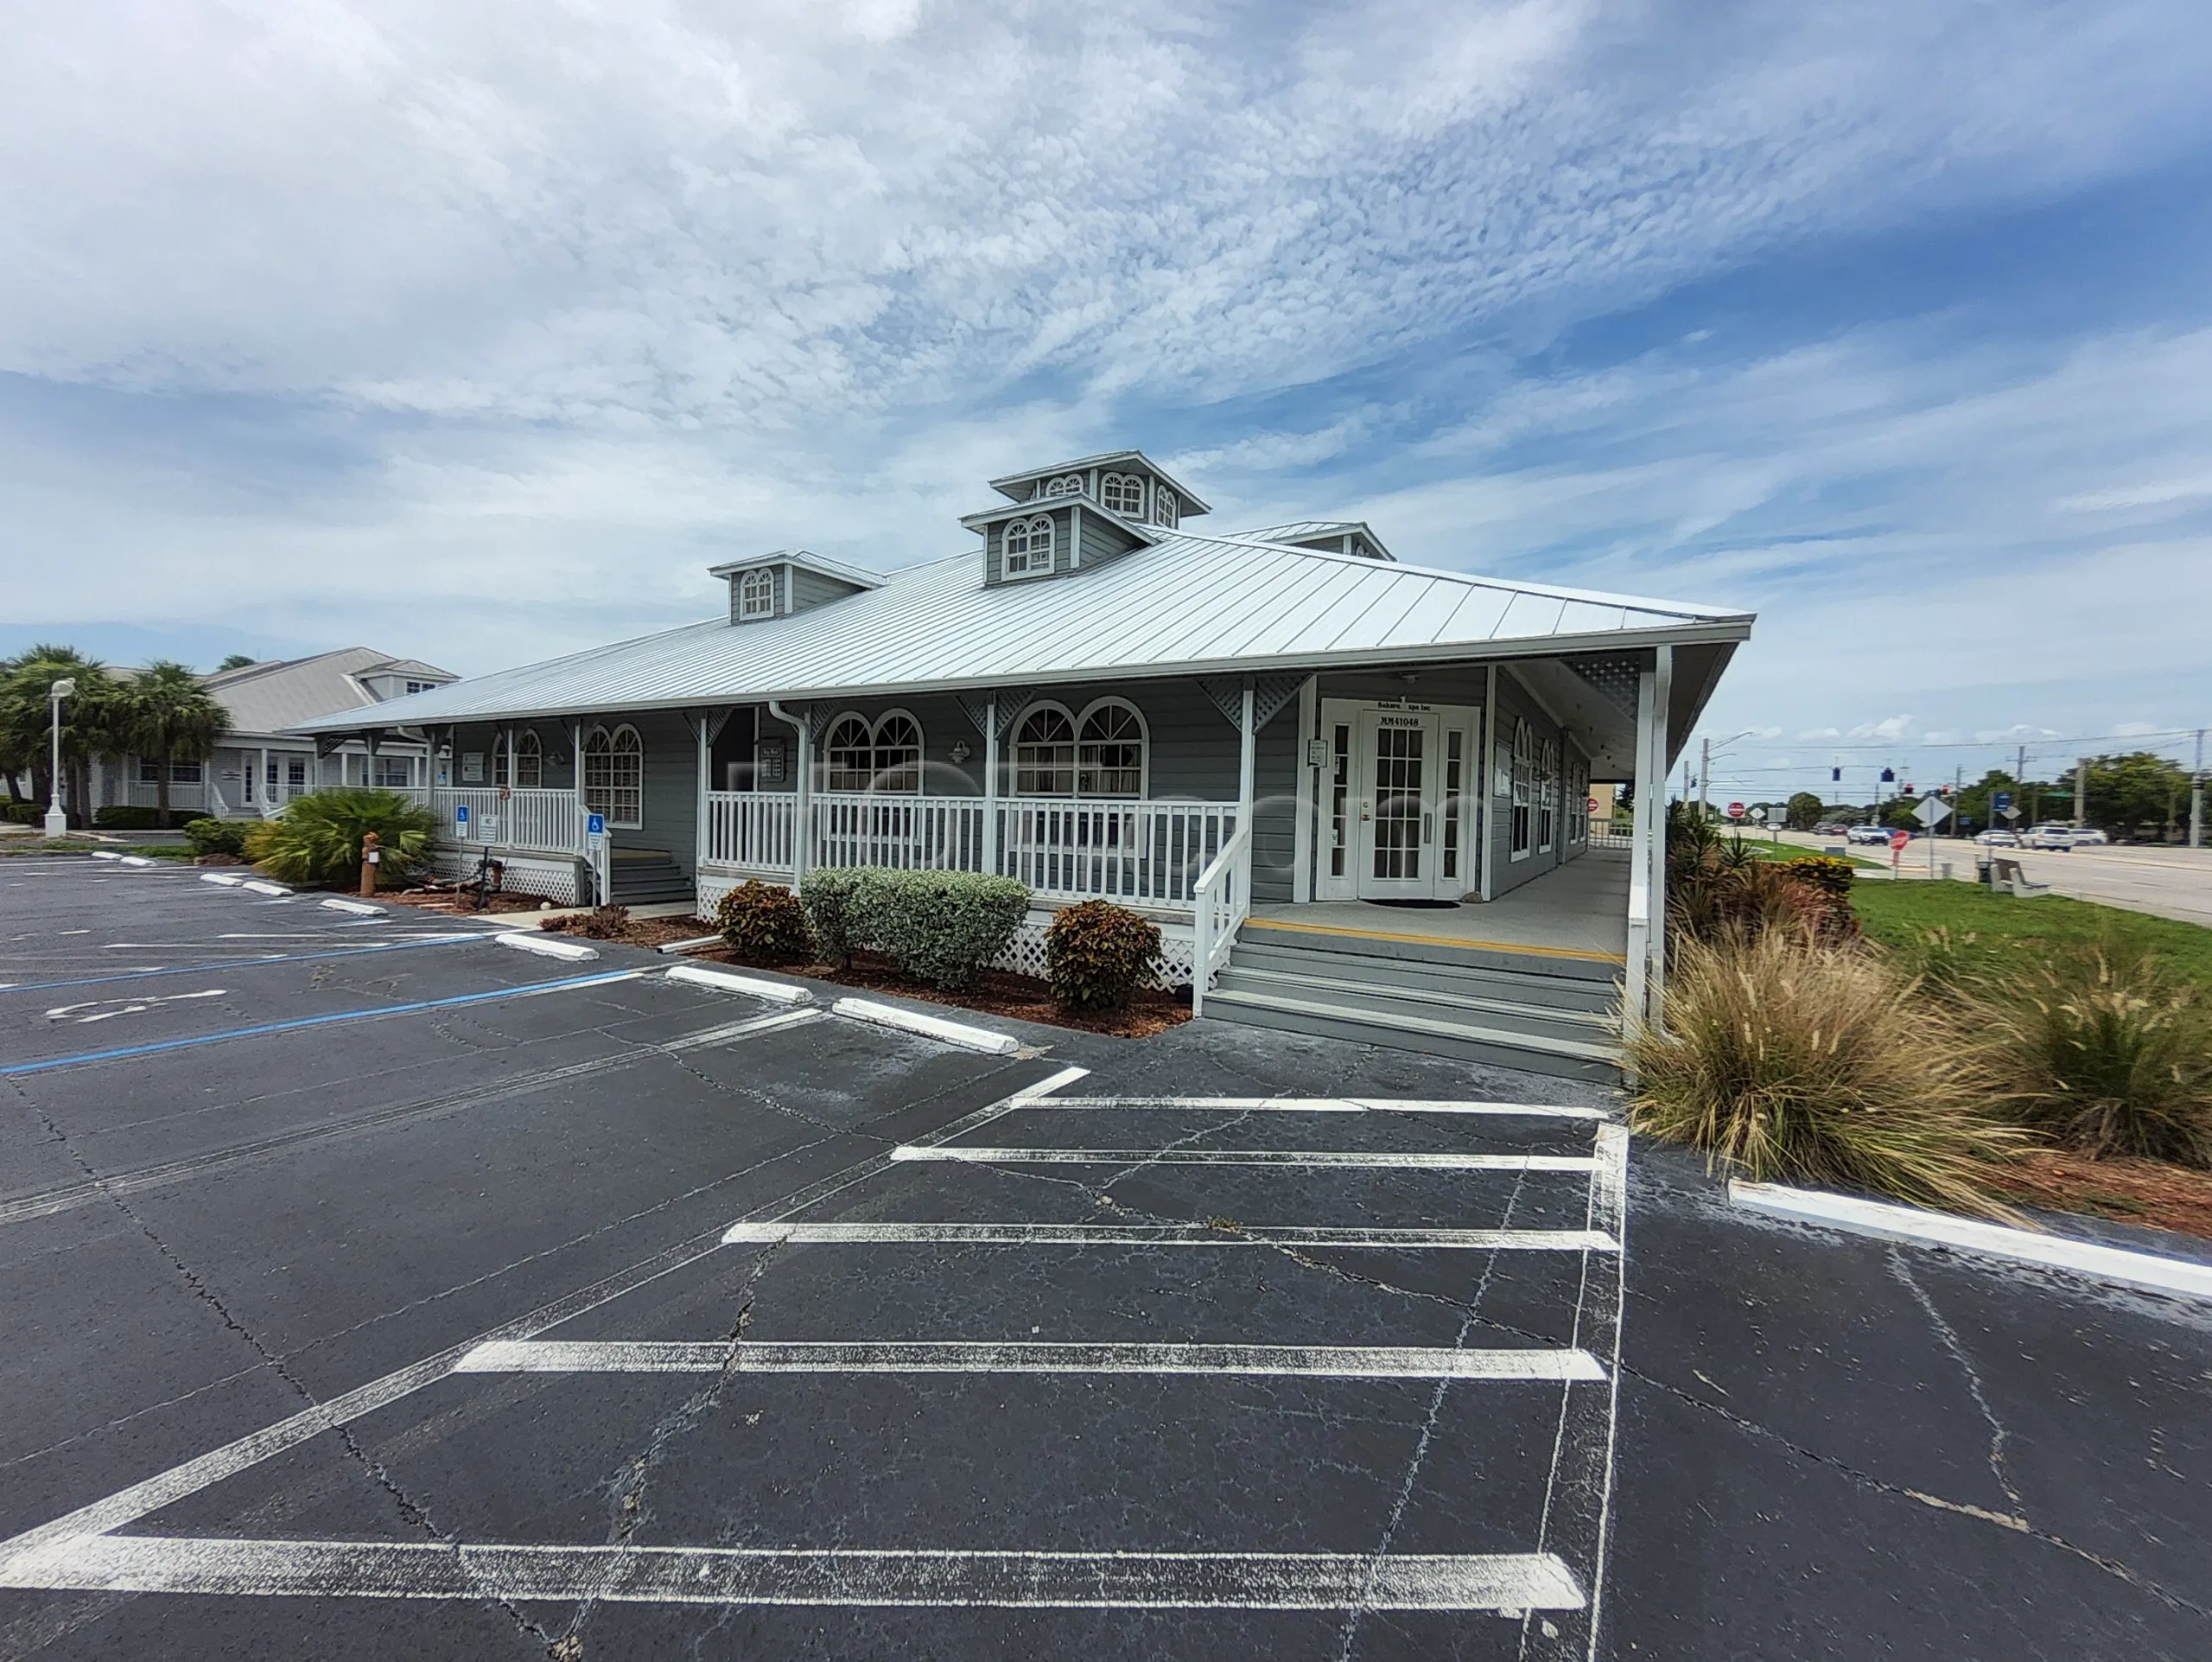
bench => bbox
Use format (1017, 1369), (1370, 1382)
(1985, 856), (2051, 899)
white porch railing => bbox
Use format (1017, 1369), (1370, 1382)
(428, 788), (587, 856)
(702, 791), (1237, 913)
(1188, 820), (1251, 1016)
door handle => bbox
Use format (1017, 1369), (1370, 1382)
(1358, 800), (1371, 822)
(1422, 812), (1433, 844)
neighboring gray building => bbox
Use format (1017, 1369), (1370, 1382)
(99, 648), (457, 818)
(291, 450), (1751, 1073)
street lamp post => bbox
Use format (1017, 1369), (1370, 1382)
(43, 678), (77, 839)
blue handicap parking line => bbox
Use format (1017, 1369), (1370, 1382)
(0, 970), (645, 1078)
(0, 933), (487, 997)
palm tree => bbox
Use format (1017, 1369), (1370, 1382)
(117, 660), (227, 828)
(0, 646), (119, 825)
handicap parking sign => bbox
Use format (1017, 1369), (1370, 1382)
(454, 804), (469, 825)
(587, 813), (606, 837)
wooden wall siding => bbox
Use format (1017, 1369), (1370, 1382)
(1249, 717), (1300, 904)
(632, 710), (700, 871)
(985, 506), (1078, 585)
(1485, 665), (1575, 900)
(789, 566), (857, 613)
(725, 565), (784, 625)
(709, 706), (760, 790)
(448, 721), (575, 787)
(1077, 512), (1142, 571)
(1319, 665), (1491, 707)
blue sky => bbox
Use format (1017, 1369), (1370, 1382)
(3, 0), (2209, 803)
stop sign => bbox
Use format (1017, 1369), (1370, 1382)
(1726, 801), (1745, 819)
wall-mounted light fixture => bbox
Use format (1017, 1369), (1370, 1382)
(950, 741), (972, 764)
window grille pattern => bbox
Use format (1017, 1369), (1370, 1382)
(1014, 706), (1077, 795)
(822, 711), (925, 793)
(1370, 723), (1425, 881)
(1076, 702), (1145, 797)
(1154, 487), (1179, 529)
(515, 729), (543, 789)
(1042, 474), (1085, 497)
(823, 715), (875, 793)
(1101, 472), (1144, 516)
(1510, 720), (1533, 857)
(583, 724), (644, 828)
(738, 568), (777, 619)
(1538, 737), (1559, 852)
(1002, 514), (1054, 578)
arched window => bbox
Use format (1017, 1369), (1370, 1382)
(1013, 705), (1077, 796)
(1101, 472), (1144, 517)
(1538, 738), (1558, 852)
(1510, 720), (1533, 858)
(491, 730), (510, 788)
(738, 568), (777, 620)
(583, 724), (644, 828)
(514, 729), (542, 789)
(1042, 474), (1085, 497)
(872, 711), (923, 793)
(1154, 487), (1179, 529)
(1002, 513), (1054, 579)
(1077, 699), (1146, 798)
(823, 714), (874, 793)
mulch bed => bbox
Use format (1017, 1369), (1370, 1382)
(685, 945), (1192, 1039)
(550, 915), (720, 949)
(1990, 1150), (2212, 1241)
(381, 889), (569, 916)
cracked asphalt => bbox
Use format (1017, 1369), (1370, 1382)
(2, 856), (2209, 1660)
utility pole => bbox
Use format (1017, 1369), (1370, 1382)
(2074, 756), (2088, 828)
(1698, 737), (1712, 822)
(2191, 728), (2205, 850)
(2016, 743), (2029, 828)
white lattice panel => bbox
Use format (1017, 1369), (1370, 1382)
(987, 914), (1194, 991)
(429, 849), (584, 907)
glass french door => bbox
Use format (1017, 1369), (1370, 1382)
(1354, 712), (1438, 898)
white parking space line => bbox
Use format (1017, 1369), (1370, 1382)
(1025, 1097), (1612, 1119)
(0, 1534), (1587, 1613)
(722, 1220), (1619, 1251)
(455, 1339), (1609, 1379)
(890, 1146), (1599, 1171)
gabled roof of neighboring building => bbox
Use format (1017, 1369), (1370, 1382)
(705, 549), (884, 589)
(1236, 520), (1396, 562)
(203, 647), (457, 736)
(289, 525), (1751, 734)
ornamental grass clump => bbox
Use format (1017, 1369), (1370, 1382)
(1978, 944), (2212, 1168)
(1626, 929), (2023, 1218)
(715, 882), (809, 965)
(1044, 900), (1161, 1009)
(244, 788), (431, 888)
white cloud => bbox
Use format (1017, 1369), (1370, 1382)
(2110, 720), (2164, 736)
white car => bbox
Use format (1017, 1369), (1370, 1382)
(2071, 828), (2110, 846)
(1847, 825), (1895, 846)
(1974, 829), (2019, 848)
(2022, 824), (2077, 850)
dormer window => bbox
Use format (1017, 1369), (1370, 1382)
(1101, 472), (1144, 517)
(1042, 474), (1084, 498)
(1154, 487), (1179, 529)
(738, 568), (777, 619)
(1002, 513), (1054, 578)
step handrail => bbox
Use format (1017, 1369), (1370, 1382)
(1188, 820), (1251, 1018)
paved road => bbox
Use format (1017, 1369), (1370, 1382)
(1767, 830), (2212, 926)
(1, 857), (2207, 1659)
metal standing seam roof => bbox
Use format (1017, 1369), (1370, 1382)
(199, 647), (459, 737)
(289, 531), (1753, 733)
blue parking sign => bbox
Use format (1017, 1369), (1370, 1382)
(454, 804), (469, 825)
(1992, 792), (2012, 812)
(587, 813), (606, 837)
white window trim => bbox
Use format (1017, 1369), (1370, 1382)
(1074, 696), (1150, 799)
(871, 708), (925, 794)
(1510, 718), (1533, 863)
(583, 723), (645, 830)
(1042, 474), (1085, 498)
(1010, 700), (1079, 797)
(1100, 471), (1144, 518)
(1001, 513), (1055, 581)
(737, 567), (777, 620)
(1154, 486), (1180, 529)
(515, 728), (543, 790)
(821, 711), (876, 794)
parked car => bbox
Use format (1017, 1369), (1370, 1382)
(1814, 822), (1850, 836)
(1847, 825), (1897, 845)
(1974, 829), (2020, 848)
(2023, 824), (2078, 850)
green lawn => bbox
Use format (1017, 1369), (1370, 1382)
(1851, 879), (2212, 993)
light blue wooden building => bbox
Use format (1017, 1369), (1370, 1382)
(292, 451), (1753, 1074)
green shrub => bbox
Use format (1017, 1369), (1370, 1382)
(1784, 854), (1856, 901)
(798, 868), (868, 968)
(3, 801), (43, 825)
(715, 882), (810, 965)
(92, 805), (164, 829)
(1627, 929), (2024, 1217)
(182, 817), (250, 856)
(804, 868), (1030, 989)
(1045, 900), (1161, 1009)
(1978, 945), (2212, 1167)
(243, 789), (432, 888)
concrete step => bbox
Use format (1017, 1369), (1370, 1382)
(1201, 985), (1620, 1082)
(1211, 963), (1611, 1046)
(1224, 939), (1615, 1014)
(1237, 918), (1621, 984)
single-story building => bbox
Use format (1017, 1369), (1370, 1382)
(90, 649), (457, 820)
(292, 452), (1751, 1075)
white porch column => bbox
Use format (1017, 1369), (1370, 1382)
(794, 717), (812, 882)
(1291, 675), (1318, 903)
(1236, 683), (1257, 829)
(1623, 646), (1673, 1041)
(1649, 645), (1672, 1025)
(982, 696), (1001, 879)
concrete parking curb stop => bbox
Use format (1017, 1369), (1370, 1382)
(241, 879), (289, 895)
(663, 964), (811, 1004)
(1731, 1179), (2212, 1302)
(198, 873), (243, 887)
(653, 935), (728, 955)
(830, 995), (1020, 1054)
(496, 932), (599, 963)
(320, 898), (383, 916)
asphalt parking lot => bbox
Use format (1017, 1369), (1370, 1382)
(1, 856), (2208, 1660)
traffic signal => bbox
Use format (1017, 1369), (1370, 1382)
(1879, 767), (1895, 783)
(1904, 783), (1915, 795)
(1831, 766), (1841, 783)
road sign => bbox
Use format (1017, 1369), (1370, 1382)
(1911, 795), (1950, 827)
(2000, 806), (2020, 821)
(1750, 806), (1768, 822)
(1889, 830), (1910, 852)
(454, 804), (469, 825)
(1993, 791), (2012, 813)
(587, 813), (606, 838)
(1726, 801), (1745, 819)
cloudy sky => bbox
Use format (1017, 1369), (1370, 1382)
(5, 0), (2209, 801)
